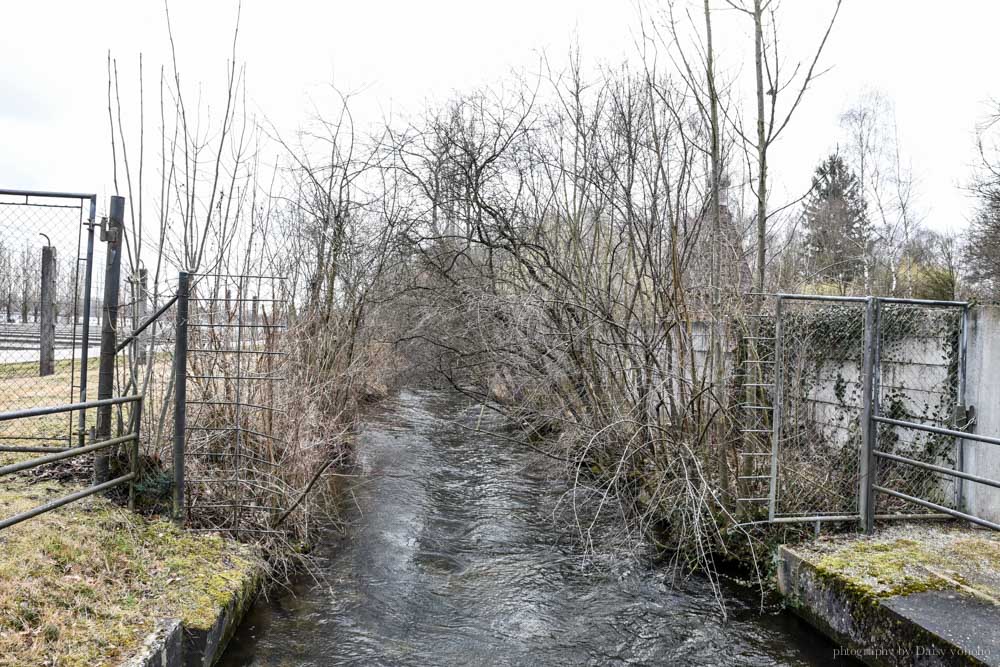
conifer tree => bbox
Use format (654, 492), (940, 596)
(801, 153), (871, 293)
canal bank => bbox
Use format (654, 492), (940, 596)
(776, 524), (1000, 666)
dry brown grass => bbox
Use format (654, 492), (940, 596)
(172, 297), (355, 577)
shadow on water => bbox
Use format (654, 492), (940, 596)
(220, 390), (857, 666)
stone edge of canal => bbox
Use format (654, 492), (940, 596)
(775, 524), (1000, 667)
(123, 560), (263, 667)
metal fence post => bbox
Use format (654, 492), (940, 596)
(173, 271), (189, 522)
(956, 304), (970, 511)
(859, 297), (879, 533)
(77, 197), (97, 447)
(768, 296), (783, 521)
(129, 397), (143, 512)
(94, 196), (124, 484)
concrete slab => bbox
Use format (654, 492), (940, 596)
(882, 591), (1000, 665)
(776, 524), (1000, 666)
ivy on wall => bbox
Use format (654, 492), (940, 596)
(757, 301), (962, 516)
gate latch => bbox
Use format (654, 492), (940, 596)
(99, 216), (120, 243)
(953, 404), (976, 432)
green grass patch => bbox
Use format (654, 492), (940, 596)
(0, 478), (262, 667)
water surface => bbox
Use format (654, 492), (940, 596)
(222, 390), (853, 666)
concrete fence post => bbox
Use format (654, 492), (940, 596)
(39, 244), (56, 376)
(962, 306), (1000, 524)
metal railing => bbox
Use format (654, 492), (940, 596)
(870, 410), (1000, 532)
(859, 297), (969, 532)
(0, 191), (195, 531)
(0, 394), (142, 530)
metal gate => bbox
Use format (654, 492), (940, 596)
(742, 294), (979, 531)
(769, 295), (871, 523)
(0, 189), (101, 450)
(0, 193), (148, 531)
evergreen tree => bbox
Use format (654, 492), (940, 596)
(801, 153), (871, 293)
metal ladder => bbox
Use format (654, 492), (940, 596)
(735, 314), (776, 515)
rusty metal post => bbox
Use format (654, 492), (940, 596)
(767, 295), (783, 521)
(173, 271), (190, 522)
(129, 397), (143, 512)
(94, 196), (124, 484)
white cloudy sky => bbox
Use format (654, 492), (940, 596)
(1, 1), (998, 232)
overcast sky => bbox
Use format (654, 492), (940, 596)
(2, 1), (998, 232)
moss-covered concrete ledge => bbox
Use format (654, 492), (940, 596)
(0, 479), (264, 667)
(776, 525), (1000, 666)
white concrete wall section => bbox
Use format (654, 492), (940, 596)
(961, 305), (1000, 523)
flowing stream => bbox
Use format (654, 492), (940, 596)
(221, 390), (853, 666)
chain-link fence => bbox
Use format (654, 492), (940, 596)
(770, 296), (868, 520)
(0, 190), (104, 450)
(0, 192), (304, 539)
(743, 294), (968, 527)
(873, 301), (964, 516)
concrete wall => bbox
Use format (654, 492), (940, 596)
(961, 305), (1000, 523)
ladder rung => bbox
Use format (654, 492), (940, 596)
(741, 405), (771, 410)
(738, 452), (773, 457)
(739, 475), (770, 480)
(745, 383), (773, 387)
(740, 429), (771, 433)
(744, 337), (775, 340)
(742, 360), (774, 364)
(736, 497), (769, 502)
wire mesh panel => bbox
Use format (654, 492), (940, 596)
(874, 302), (964, 515)
(0, 191), (102, 448)
(183, 273), (289, 536)
(772, 297), (867, 520)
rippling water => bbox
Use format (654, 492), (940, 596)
(221, 390), (853, 666)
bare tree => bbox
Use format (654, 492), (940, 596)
(384, 53), (773, 607)
(841, 90), (921, 296)
(0, 244), (12, 323)
(723, 0), (842, 307)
